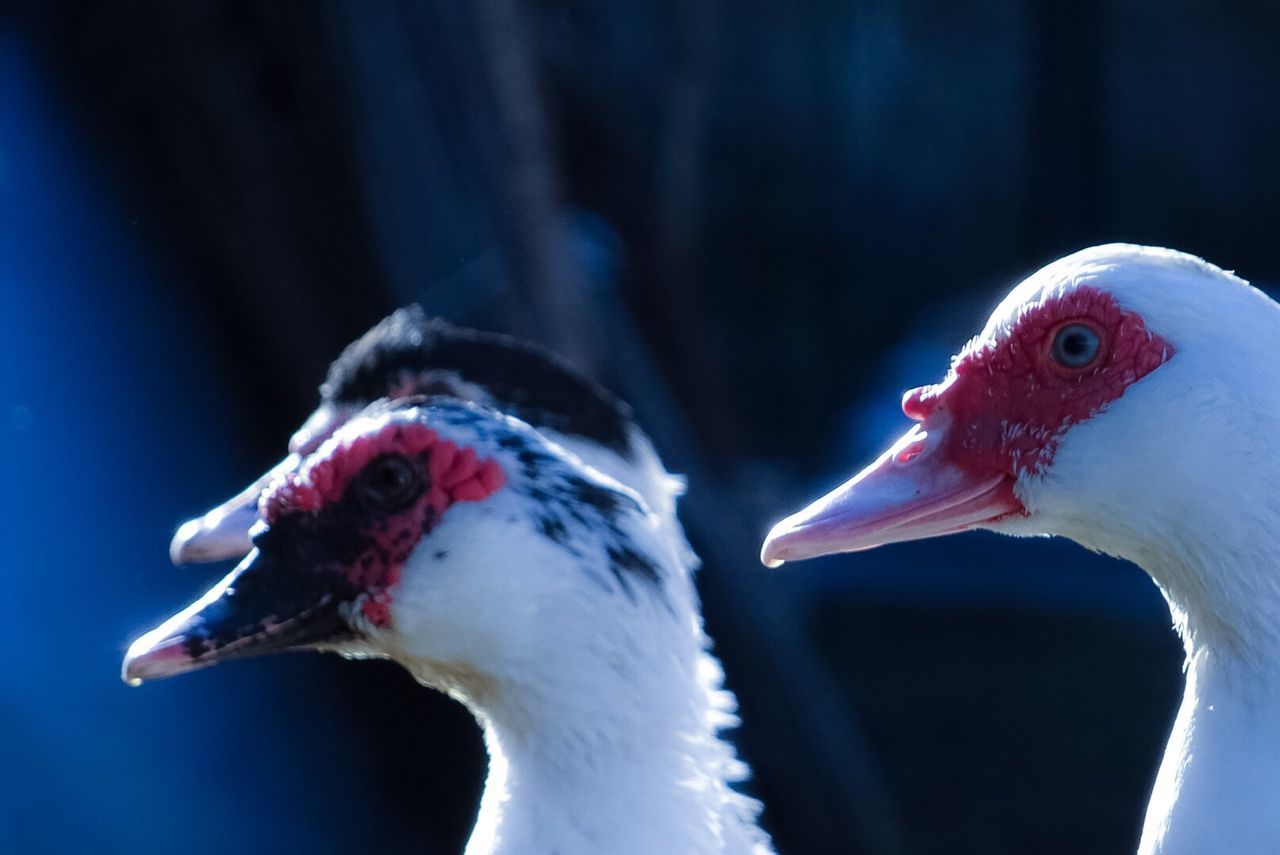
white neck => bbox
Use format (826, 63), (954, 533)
(1044, 452), (1280, 853)
(1138, 535), (1280, 668)
(1138, 642), (1280, 855)
(1136, 547), (1280, 855)
(382, 410), (769, 854)
(458, 623), (768, 855)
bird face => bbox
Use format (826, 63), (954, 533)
(125, 403), (513, 683)
(763, 244), (1274, 567)
(169, 308), (635, 566)
(127, 400), (670, 704)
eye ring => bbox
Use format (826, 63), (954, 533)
(358, 454), (423, 511)
(1048, 322), (1103, 371)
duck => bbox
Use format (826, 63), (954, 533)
(170, 305), (688, 569)
(126, 397), (772, 855)
(762, 244), (1280, 855)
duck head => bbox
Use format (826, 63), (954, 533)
(169, 307), (635, 566)
(127, 399), (669, 702)
(763, 244), (1280, 651)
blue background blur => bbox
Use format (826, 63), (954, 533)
(1, 3), (1276, 854)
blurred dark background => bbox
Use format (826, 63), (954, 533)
(3, 1), (1276, 853)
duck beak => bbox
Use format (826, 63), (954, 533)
(124, 542), (352, 684)
(170, 406), (354, 565)
(169, 454), (300, 565)
(760, 422), (1021, 567)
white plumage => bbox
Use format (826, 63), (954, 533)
(765, 244), (1280, 854)
(169, 308), (695, 573)
(128, 400), (771, 855)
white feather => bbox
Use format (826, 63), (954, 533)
(983, 244), (1280, 854)
(336, 406), (771, 855)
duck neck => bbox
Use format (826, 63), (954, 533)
(1138, 642), (1280, 854)
(1136, 544), (1280, 854)
(1140, 538), (1280, 671)
(458, 613), (765, 855)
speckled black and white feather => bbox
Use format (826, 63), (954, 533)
(332, 399), (771, 855)
(171, 307), (695, 576)
(315, 308), (695, 569)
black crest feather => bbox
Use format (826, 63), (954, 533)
(322, 307), (635, 456)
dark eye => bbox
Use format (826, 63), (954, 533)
(1050, 323), (1102, 369)
(359, 454), (422, 511)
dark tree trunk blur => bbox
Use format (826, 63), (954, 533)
(14, 0), (1276, 851)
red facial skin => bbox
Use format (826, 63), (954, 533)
(260, 421), (506, 627)
(904, 286), (1174, 481)
(757, 284), (1178, 568)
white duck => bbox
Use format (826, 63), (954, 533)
(763, 244), (1280, 855)
(127, 398), (771, 855)
(170, 306), (689, 569)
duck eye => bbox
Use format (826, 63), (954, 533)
(359, 454), (421, 511)
(1050, 323), (1101, 369)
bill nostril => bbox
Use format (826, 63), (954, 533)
(895, 428), (928, 464)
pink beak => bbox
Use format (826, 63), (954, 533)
(169, 404), (353, 565)
(760, 420), (1021, 567)
(169, 453), (300, 565)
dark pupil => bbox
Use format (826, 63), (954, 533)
(1062, 332), (1089, 357)
(363, 455), (418, 508)
(1052, 323), (1099, 368)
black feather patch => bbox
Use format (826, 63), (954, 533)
(510, 445), (666, 602)
(322, 307), (635, 456)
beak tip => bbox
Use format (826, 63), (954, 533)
(759, 522), (794, 568)
(168, 519), (202, 565)
(122, 629), (201, 685)
(168, 508), (256, 566)
(170, 461), (304, 566)
(121, 651), (148, 686)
